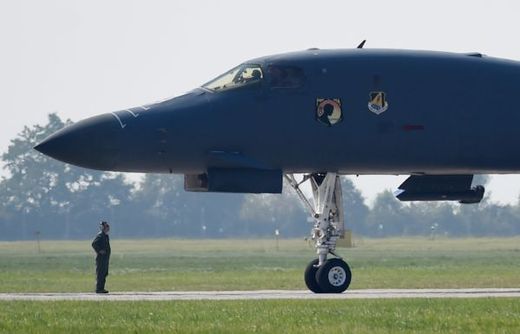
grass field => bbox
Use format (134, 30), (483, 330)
(0, 299), (519, 334)
(1, 237), (519, 333)
(0, 237), (519, 292)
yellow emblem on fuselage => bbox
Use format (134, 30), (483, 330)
(368, 91), (389, 115)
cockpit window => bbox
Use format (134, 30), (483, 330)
(203, 64), (263, 91)
(268, 65), (305, 88)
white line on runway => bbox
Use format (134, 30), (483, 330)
(1, 289), (520, 301)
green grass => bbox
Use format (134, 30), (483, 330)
(0, 237), (519, 292)
(1, 238), (519, 333)
(0, 299), (519, 334)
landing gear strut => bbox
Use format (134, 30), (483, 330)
(285, 173), (352, 293)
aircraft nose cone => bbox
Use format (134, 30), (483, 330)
(33, 139), (54, 156)
(34, 113), (122, 170)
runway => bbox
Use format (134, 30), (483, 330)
(1, 288), (519, 301)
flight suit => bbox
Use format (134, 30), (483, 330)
(91, 231), (111, 292)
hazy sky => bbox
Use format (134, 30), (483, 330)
(2, 0), (520, 205)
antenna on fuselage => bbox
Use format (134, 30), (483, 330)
(357, 40), (366, 49)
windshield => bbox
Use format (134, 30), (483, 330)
(203, 64), (263, 91)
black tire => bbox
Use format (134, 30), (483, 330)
(316, 258), (352, 293)
(304, 259), (323, 293)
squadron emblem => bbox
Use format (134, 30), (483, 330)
(316, 98), (342, 126)
(368, 91), (389, 115)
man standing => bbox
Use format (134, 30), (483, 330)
(92, 221), (111, 293)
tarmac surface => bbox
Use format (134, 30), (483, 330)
(1, 288), (520, 301)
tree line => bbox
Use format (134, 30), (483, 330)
(0, 114), (519, 240)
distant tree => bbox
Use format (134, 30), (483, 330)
(239, 177), (369, 237)
(403, 202), (457, 236)
(366, 190), (408, 237)
(473, 175), (490, 186)
(1, 114), (70, 238)
(341, 177), (369, 235)
(0, 114), (132, 239)
(129, 174), (185, 237)
(455, 197), (520, 237)
(240, 181), (308, 237)
(66, 171), (132, 237)
(134, 174), (246, 237)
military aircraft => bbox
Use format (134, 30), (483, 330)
(34, 42), (520, 293)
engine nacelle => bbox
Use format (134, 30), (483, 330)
(396, 185), (485, 204)
(395, 175), (485, 204)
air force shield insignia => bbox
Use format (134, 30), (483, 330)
(368, 91), (389, 115)
(316, 98), (342, 126)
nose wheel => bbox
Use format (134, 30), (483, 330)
(304, 258), (352, 293)
(286, 173), (352, 293)
(304, 259), (322, 293)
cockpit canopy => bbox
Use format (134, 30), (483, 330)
(267, 65), (305, 88)
(203, 64), (263, 92)
(202, 63), (306, 92)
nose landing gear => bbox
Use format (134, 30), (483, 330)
(286, 173), (352, 293)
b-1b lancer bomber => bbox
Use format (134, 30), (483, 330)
(35, 42), (520, 293)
